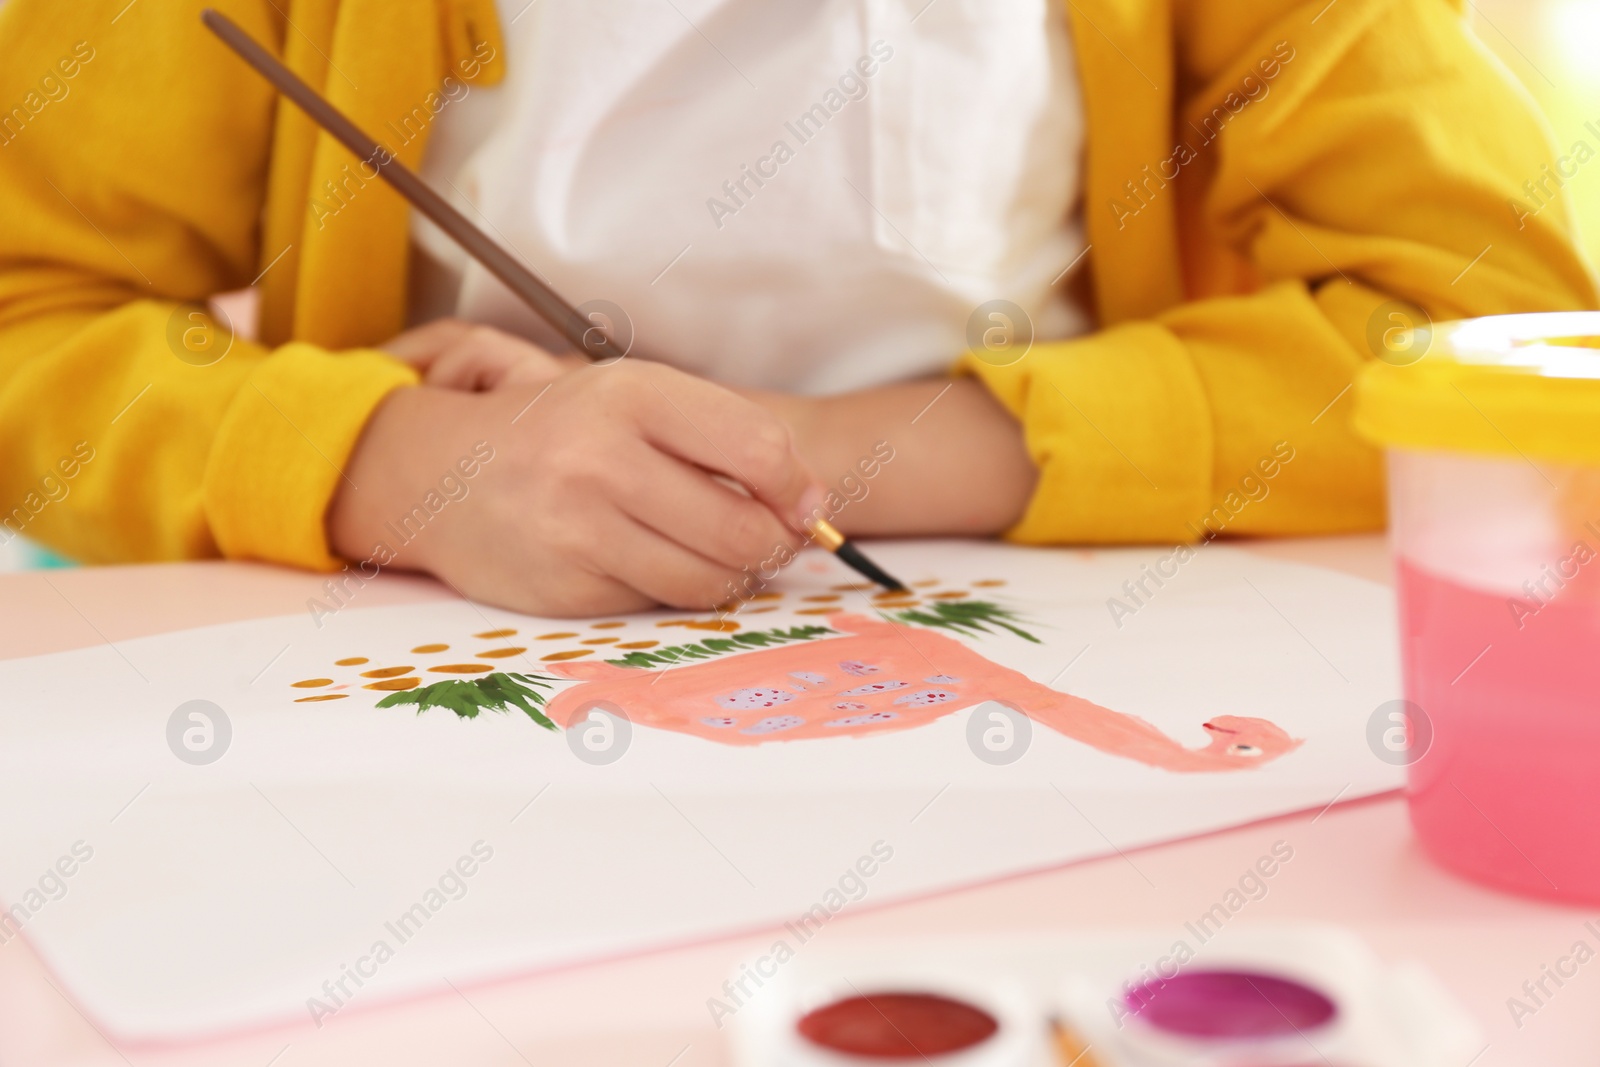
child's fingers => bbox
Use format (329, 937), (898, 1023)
(626, 365), (822, 529)
(534, 568), (656, 619)
(425, 329), (566, 391)
(582, 508), (749, 610)
(379, 318), (475, 368)
(614, 442), (803, 571)
(425, 345), (525, 391)
(499, 353), (580, 388)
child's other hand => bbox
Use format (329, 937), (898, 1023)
(382, 318), (584, 391)
(732, 379), (1036, 538)
(329, 361), (824, 617)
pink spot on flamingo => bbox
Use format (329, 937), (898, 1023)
(742, 715), (804, 735)
(715, 687), (795, 710)
(894, 688), (959, 706)
(840, 680), (907, 696)
(828, 711), (900, 727)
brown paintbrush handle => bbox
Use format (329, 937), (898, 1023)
(200, 8), (625, 364)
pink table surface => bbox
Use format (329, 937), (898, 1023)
(1, 537), (1594, 1067)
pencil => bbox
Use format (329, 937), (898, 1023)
(200, 8), (906, 594)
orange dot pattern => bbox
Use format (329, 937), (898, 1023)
(299, 576), (1003, 704)
(365, 677), (420, 691)
(361, 665), (414, 679)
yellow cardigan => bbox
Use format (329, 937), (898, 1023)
(0, 0), (1592, 568)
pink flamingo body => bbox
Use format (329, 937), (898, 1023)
(544, 613), (1300, 773)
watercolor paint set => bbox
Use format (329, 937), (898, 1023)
(729, 926), (1480, 1067)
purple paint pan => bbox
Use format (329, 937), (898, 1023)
(1123, 969), (1338, 1040)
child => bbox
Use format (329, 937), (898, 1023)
(0, 0), (1592, 616)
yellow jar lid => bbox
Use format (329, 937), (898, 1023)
(1354, 312), (1600, 465)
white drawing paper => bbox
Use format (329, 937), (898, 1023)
(0, 542), (1402, 1040)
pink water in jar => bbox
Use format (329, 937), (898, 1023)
(1390, 450), (1600, 901)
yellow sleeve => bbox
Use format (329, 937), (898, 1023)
(962, 0), (1597, 544)
(0, 0), (416, 568)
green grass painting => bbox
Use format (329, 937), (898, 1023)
(376, 671), (560, 730)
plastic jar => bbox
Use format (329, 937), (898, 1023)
(1355, 312), (1600, 903)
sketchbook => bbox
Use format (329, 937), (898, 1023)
(0, 541), (1402, 1040)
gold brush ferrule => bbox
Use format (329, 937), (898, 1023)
(806, 517), (847, 552)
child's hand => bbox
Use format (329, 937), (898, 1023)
(382, 318), (584, 391)
(329, 361), (824, 617)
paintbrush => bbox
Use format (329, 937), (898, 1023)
(200, 9), (906, 594)
(1049, 1017), (1104, 1067)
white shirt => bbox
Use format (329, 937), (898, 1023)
(413, 0), (1088, 394)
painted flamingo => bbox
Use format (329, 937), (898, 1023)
(544, 613), (1299, 772)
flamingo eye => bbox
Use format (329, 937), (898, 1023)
(1228, 743), (1263, 757)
